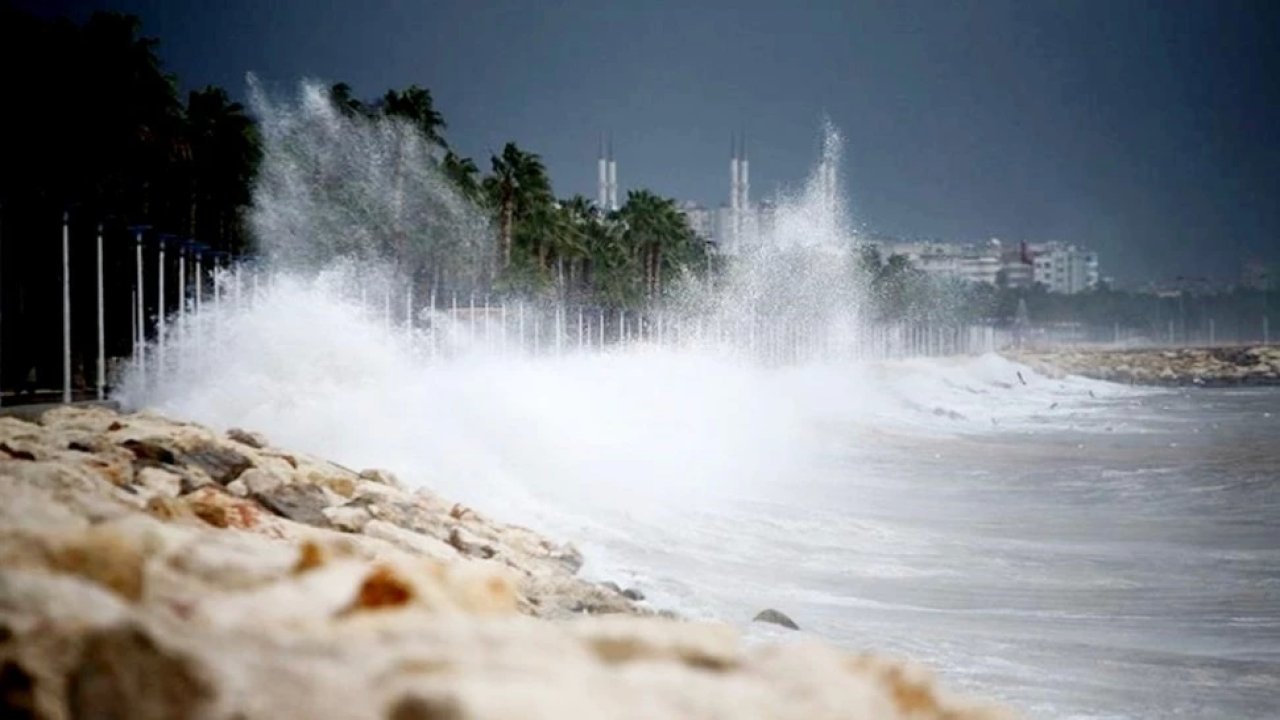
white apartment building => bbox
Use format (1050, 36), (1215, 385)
(1030, 243), (1099, 294)
(884, 240), (1003, 285)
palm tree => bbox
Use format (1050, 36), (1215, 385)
(483, 143), (553, 276)
(379, 85), (446, 146)
(329, 82), (367, 118)
(618, 190), (697, 302)
(443, 151), (482, 201)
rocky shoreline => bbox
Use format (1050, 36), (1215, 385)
(0, 405), (1011, 719)
(1014, 345), (1280, 387)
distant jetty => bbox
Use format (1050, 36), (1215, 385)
(1014, 345), (1280, 387)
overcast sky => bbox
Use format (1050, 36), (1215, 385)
(28, 0), (1280, 284)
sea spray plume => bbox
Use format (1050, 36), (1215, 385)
(671, 120), (868, 360)
(247, 76), (492, 294)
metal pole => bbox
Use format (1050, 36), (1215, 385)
(406, 286), (413, 335)
(62, 212), (71, 403)
(157, 239), (166, 373)
(177, 247), (186, 343)
(96, 224), (105, 400)
(135, 229), (145, 374)
(195, 252), (203, 315)
(130, 289), (137, 370)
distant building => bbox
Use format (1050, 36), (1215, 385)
(879, 239), (1003, 285)
(1030, 243), (1098, 294)
(867, 237), (1098, 294)
(999, 241), (1035, 289)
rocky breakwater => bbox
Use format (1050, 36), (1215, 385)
(0, 405), (1012, 719)
(1016, 345), (1280, 387)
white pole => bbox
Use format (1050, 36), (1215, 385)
(177, 248), (186, 351)
(96, 224), (105, 400)
(406, 286), (413, 335)
(157, 239), (166, 373)
(62, 212), (71, 403)
(195, 252), (203, 315)
(130, 289), (137, 371)
(135, 229), (145, 375)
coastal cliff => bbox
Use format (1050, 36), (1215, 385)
(0, 405), (1011, 719)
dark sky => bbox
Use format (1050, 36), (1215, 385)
(23, 0), (1280, 284)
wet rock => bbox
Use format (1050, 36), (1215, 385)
(253, 483), (332, 528)
(180, 444), (253, 486)
(601, 581), (623, 594)
(753, 608), (800, 630)
(549, 543), (584, 574)
(120, 438), (177, 465)
(447, 527), (496, 559)
(622, 587), (645, 602)
(226, 427), (268, 449)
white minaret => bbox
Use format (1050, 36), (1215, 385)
(597, 134), (608, 210)
(729, 134), (740, 212)
(607, 135), (618, 211)
(739, 132), (750, 210)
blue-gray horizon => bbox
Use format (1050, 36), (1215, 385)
(23, 0), (1280, 284)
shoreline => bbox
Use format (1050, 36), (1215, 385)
(1011, 345), (1280, 387)
(0, 404), (1011, 719)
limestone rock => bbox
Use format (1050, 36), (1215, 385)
(359, 467), (406, 490)
(239, 467), (285, 496)
(753, 608), (800, 630)
(179, 444), (253, 486)
(253, 483), (332, 528)
(226, 427), (268, 449)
